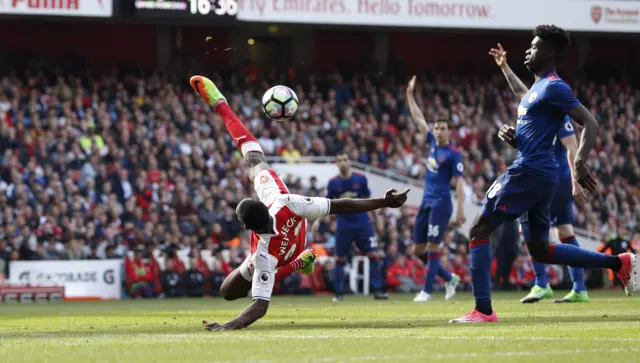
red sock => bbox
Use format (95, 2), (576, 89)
(275, 258), (304, 281)
(214, 101), (262, 156)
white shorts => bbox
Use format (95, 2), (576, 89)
(238, 243), (278, 301)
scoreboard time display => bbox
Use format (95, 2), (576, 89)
(134, 0), (238, 21)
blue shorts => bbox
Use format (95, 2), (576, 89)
(481, 166), (557, 241)
(335, 223), (377, 257)
(549, 177), (574, 227)
(413, 199), (453, 244)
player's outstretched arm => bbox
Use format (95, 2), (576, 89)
(329, 188), (410, 215)
(203, 299), (269, 331)
(405, 76), (429, 135)
(489, 43), (529, 99)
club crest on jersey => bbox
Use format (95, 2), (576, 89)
(528, 92), (538, 103)
(517, 106), (528, 117)
(591, 5), (602, 23)
(260, 175), (270, 184)
(438, 155), (445, 163)
(427, 157), (439, 173)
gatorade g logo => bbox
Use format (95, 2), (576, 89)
(103, 269), (115, 285)
(19, 271), (31, 281)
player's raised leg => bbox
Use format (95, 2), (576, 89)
(190, 76), (262, 158)
(523, 198), (635, 296)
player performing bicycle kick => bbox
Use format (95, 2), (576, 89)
(189, 75), (410, 331)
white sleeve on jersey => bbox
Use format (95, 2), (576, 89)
(253, 169), (289, 207)
(285, 194), (331, 220)
(251, 242), (278, 301)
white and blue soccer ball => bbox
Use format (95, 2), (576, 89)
(261, 85), (298, 121)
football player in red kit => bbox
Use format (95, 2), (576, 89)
(190, 75), (410, 331)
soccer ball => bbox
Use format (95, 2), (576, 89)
(261, 85), (298, 121)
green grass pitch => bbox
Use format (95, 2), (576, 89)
(2, 291), (640, 363)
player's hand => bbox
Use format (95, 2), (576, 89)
(489, 43), (507, 68)
(202, 320), (244, 331)
(407, 75), (416, 94)
(383, 188), (410, 208)
(574, 158), (597, 194)
(498, 125), (516, 148)
(456, 209), (466, 226)
(572, 180), (586, 206)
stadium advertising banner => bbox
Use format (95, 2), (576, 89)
(236, 0), (640, 33)
(134, 0), (238, 22)
(9, 260), (122, 300)
(0, 0), (113, 17)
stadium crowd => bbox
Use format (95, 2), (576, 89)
(0, 62), (638, 295)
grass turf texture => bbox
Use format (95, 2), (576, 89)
(2, 291), (640, 363)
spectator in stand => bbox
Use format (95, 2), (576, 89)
(125, 245), (156, 298)
(183, 255), (206, 297)
(452, 255), (472, 290)
(160, 258), (184, 298)
(387, 256), (421, 293)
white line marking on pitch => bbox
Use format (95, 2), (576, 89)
(26, 333), (640, 343)
(208, 347), (640, 363)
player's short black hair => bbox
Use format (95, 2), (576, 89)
(236, 198), (271, 232)
(533, 24), (571, 61)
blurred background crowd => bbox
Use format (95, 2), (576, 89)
(1, 21), (639, 297)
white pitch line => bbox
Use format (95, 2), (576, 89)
(26, 333), (640, 343)
(208, 347), (640, 363)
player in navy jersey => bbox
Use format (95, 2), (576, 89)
(489, 44), (589, 304)
(450, 25), (636, 323)
(406, 77), (464, 302)
(312, 152), (389, 301)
